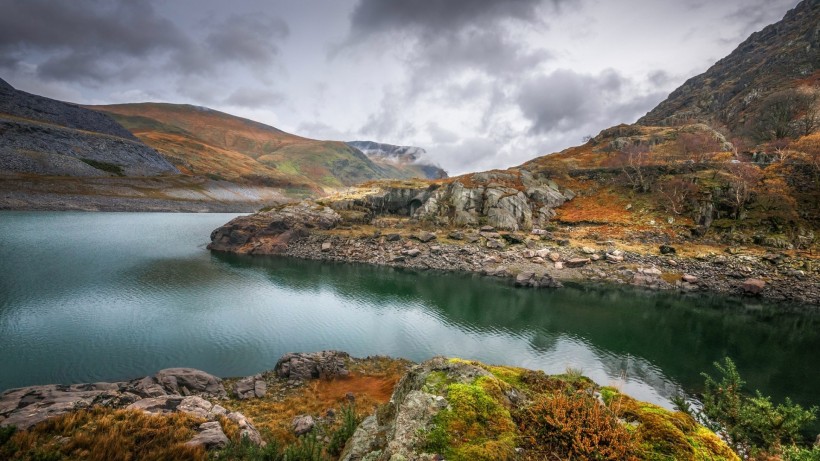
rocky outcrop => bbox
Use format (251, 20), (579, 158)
(0, 367), (261, 450)
(0, 79), (178, 177)
(274, 351), (351, 381)
(208, 201), (342, 254)
(340, 357), (739, 461)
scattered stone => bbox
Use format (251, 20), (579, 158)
(548, 252), (561, 262)
(480, 225), (495, 232)
(565, 258), (591, 268)
(554, 261), (564, 269)
(413, 232), (436, 243)
(556, 239), (570, 246)
(581, 247), (596, 255)
(386, 233), (401, 242)
(591, 254), (601, 261)
(522, 250), (536, 258)
(741, 278), (766, 295)
(682, 274), (698, 283)
(605, 253), (624, 263)
(502, 233), (525, 244)
(531, 229), (548, 236)
(532, 257), (546, 264)
(235, 374), (266, 400)
(639, 267), (662, 277)
(659, 245), (676, 255)
(321, 242), (332, 252)
(403, 248), (421, 257)
(465, 234), (480, 244)
(486, 239), (503, 249)
(448, 231), (464, 240)
(292, 415), (315, 436)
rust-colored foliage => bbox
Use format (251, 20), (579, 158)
(1, 407), (206, 461)
(517, 391), (640, 461)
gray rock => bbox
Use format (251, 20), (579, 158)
(321, 242), (332, 252)
(413, 232), (436, 243)
(565, 258), (591, 268)
(154, 368), (226, 399)
(682, 274), (699, 283)
(404, 248), (422, 257)
(340, 415), (380, 461)
(386, 234), (401, 242)
(228, 411), (264, 445)
(186, 421), (229, 450)
(127, 396), (185, 415)
(275, 351), (350, 381)
(292, 414), (315, 436)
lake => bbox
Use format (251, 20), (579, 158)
(1, 211), (818, 416)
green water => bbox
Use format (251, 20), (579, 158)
(1, 211), (818, 417)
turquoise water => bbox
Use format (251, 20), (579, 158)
(1, 211), (818, 416)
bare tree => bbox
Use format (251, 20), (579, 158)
(618, 143), (652, 192)
(724, 162), (762, 220)
(657, 177), (698, 215)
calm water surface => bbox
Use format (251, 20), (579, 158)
(1, 211), (818, 416)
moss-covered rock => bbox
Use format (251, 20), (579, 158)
(342, 357), (740, 461)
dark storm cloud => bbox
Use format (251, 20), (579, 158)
(0, 0), (290, 89)
(349, 0), (546, 34)
(517, 69), (664, 134)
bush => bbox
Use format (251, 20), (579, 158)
(701, 357), (817, 458)
(326, 403), (361, 456)
(517, 391), (639, 460)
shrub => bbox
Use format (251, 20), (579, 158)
(701, 357), (817, 458)
(327, 403), (361, 456)
(517, 390), (639, 460)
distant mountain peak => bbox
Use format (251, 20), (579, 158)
(346, 140), (447, 179)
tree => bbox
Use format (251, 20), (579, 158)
(617, 143), (653, 192)
(677, 130), (723, 162)
(723, 161), (762, 219)
(752, 89), (819, 141)
(657, 176), (698, 215)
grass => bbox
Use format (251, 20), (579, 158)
(0, 408), (207, 461)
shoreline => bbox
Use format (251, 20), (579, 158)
(208, 213), (820, 307)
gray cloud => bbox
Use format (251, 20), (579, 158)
(0, 0), (290, 85)
(223, 87), (286, 109)
(517, 69), (665, 135)
(349, 0), (547, 36)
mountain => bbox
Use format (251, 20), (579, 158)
(93, 104), (444, 193)
(638, 0), (819, 140)
(346, 140), (447, 179)
(0, 78), (178, 177)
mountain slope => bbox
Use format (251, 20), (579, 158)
(0, 78), (178, 177)
(638, 0), (819, 138)
(93, 103), (443, 193)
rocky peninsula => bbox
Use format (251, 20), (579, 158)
(0, 351), (741, 460)
(208, 172), (820, 307)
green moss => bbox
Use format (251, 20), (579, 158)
(423, 376), (517, 461)
(80, 158), (124, 176)
(609, 391), (740, 461)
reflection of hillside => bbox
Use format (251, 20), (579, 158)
(215, 253), (820, 410)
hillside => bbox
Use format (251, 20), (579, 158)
(0, 78), (178, 177)
(93, 103), (444, 194)
(638, 0), (819, 140)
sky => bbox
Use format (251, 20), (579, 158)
(0, 0), (801, 175)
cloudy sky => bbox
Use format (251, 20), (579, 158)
(0, 0), (800, 174)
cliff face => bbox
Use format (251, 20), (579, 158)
(637, 0), (819, 135)
(0, 79), (178, 177)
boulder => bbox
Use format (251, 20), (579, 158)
(386, 233), (401, 242)
(127, 396), (185, 415)
(292, 414), (315, 436)
(321, 242), (332, 252)
(565, 258), (591, 268)
(659, 245), (676, 255)
(682, 274), (698, 283)
(275, 351), (350, 381)
(235, 374), (266, 400)
(154, 368), (226, 399)
(448, 231), (464, 240)
(403, 248), (421, 257)
(413, 232), (436, 243)
(186, 421), (229, 450)
(227, 411), (264, 445)
(741, 278), (766, 295)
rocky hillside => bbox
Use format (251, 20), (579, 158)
(346, 140), (447, 179)
(93, 104), (446, 194)
(0, 78), (178, 177)
(0, 352), (740, 460)
(638, 0), (819, 139)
